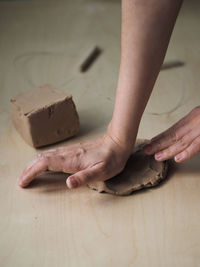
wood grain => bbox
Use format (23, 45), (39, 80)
(0, 0), (200, 266)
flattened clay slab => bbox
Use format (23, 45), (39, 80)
(88, 139), (168, 196)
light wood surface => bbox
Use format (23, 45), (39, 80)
(0, 0), (200, 266)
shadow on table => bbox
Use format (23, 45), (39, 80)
(132, 160), (177, 196)
(130, 154), (200, 197)
(26, 153), (200, 195)
(27, 171), (70, 193)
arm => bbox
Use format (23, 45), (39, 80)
(19, 0), (182, 188)
(108, 0), (183, 150)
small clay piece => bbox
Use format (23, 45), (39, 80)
(10, 84), (80, 147)
(161, 60), (184, 70)
(80, 46), (102, 72)
(88, 139), (168, 196)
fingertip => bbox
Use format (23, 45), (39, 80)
(174, 155), (183, 163)
(154, 154), (164, 162)
(18, 174), (27, 187)
(18, 176), (24, 187)
(66, 176), (79, 189)
(143, 144), (153, 155)
(18, 180), (27, 188)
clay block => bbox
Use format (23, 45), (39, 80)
(10, 84), (80, 147)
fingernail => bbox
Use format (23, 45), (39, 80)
(144, 145), (152, 154)
(155, 152), (163, 160)
(175, 155), (181, 162)
(68, 176), (78, 189)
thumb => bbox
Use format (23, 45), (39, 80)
(66, 164), (104, 189)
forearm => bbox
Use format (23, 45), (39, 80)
(108, 0), (183, 151)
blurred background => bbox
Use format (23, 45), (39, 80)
(0, 0), (199, 140)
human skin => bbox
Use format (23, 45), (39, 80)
(19, 0), (183, 189)
(144, 107), (200, 163)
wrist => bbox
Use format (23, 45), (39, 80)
(106, 121), (137, 155)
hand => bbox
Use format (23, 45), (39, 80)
(19, 133), (132, 189)
(144, 107), (200, 163)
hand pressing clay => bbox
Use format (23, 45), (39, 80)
(88, 140), (168, 196)
(10, 84), (80, 147)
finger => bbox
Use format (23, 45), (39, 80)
(143, 128), (179, 155)
(19, 145), (85, 188)
(21, 158), (41, 176)
(66, 164), (106, 189)
(144, 120), (194, 155)
(44, 147), (87, 172)
(154, 131), (198, 161)
(150, 113), (191, 143)
(19, 152), (68, 187)
(21, 151), (58, 177)
(145, 108), (200, 155)
(174, 136), (200, 163)
(19, 158), (48, 187)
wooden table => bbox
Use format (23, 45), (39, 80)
(0, 0), (200, 266)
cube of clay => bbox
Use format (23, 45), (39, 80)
(10, 84), (80, 147)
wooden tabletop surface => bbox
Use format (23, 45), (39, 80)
(0, 0), (200, 266)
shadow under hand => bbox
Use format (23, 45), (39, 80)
(28, 171), (70, 193)
(131, 157), (194, 197)
(25, 154), (200, 196)
(134, 154), (200, 196)
(170, 153), (200, 176)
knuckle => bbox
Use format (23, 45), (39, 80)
(40, 155), (49, 163)
(37, 153), (43, 159)
(170, 130), (179, 143)
(37, 152), (52, 160)
(178, 137), (187, 149)
(75, 147), (86, 157)
(36, 153), (49, 165)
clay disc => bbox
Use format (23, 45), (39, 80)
(88, 139), (168, 196)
